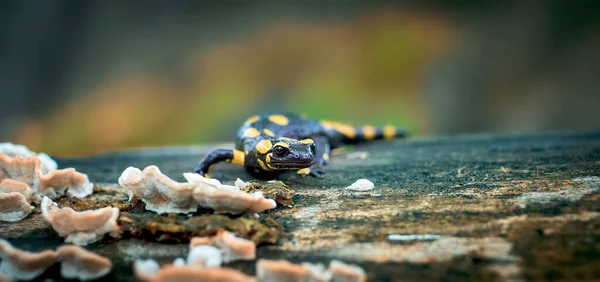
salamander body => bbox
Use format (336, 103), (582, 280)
(193, 113), (407, 179)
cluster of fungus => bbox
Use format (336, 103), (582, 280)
(0, 143), (94, 222)
(134, 231), (365, 282)
(0, 143), (370, 281)
(118, 165), (277, 216)
(257, 259), (367, 282)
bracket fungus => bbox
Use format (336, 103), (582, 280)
(135, 264), (254, 282)
(256, 259), (366, 282)
(256, 259), (331, 282)
(190, 230), (256, 263)
(186, 245), (223, 268)
(119, 166), (276, 215)
(41, 197), (120, 246)
(57, 245), (112, 281)
(0, 192), (33, 222)
(184, 172), (276, 215)
(0, 239), (58, 281)
(0, 142), (57, 172)
(328, 260), (367, 282)
(0, 154), (93, 200)
(0, 179), (41, 204)
(118, 166), (198, 214)
(183, 172), (240, 191)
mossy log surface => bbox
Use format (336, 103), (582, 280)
(2, 131), (600, 281)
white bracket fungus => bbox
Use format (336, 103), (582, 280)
(135, 264), (255, 282)
(0, 155), (93, 200)
(328, 260), (367, 282)
(256, 259), (331, 282)
(0, 239), (58, 281)
(186, 245), (223, 268)
(118, 166), (198, 214)
(185, 173), (276, 215)
(190, 230), (256, 263)
(256, 259), (366, 282)
(41, 197), (120, 246)
(0, 179), (41, 204)
(0, 142), (57, 172)
(134, 259), (161, 281)
(119, 166), (276, 215)
(0, 192), (33, 222)
(344, 179), (374, 191)
(191, 184), (276, 215)
(183, 173), (240, 190)
(57, 245), (112, 281)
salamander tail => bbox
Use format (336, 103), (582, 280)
(354, 125), (408, 143)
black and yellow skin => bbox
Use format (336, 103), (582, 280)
(193, 113), (407, 179)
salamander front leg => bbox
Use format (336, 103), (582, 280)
(192, 149), (245, 177)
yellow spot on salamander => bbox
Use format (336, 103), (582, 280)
(263, 129), (275, 137)
(243, 127), (261, 138)
(321, 120), (356, 139)
(297, 168), (310, 175)
(281, 137), (296, 141)
(246, 115), (259, 124)
(265, 154), (272, 168)
(362, 125), (376, 140)
(257, 159), (271, 171)
(231, 150), (245, 165)
(322, 153), (329, 161)
(300, 138), (314, 144)
(268, 115), (289, 126)
(274, 142), (290, 148)
(255, 139), (273, 154)
(383, 125), (396, 140)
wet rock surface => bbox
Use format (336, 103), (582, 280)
(1, 131), (600, 281)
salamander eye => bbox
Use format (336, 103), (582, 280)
(272, 145), (290, 157)
(309, 143), (316, 154)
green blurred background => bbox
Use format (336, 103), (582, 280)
(1, 1), (599, 157)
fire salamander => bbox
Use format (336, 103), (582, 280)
(193, 113), (407, 179)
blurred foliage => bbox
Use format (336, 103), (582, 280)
(9, 10), (452, 157)
(4, 1), (599, 157)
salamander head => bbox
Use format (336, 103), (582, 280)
(253, 137), (315, 170)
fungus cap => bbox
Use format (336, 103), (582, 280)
(186, 245), (222, 268)
(0, 154), (92, 199)
(329, 260), (367, 282)
(0, 179), (41, 204)
(56, 245), (112, 281)
(0, 192), (32, 222)
(191, 186), (276, 215)
(256, 259), (331, 282)
(118, 166), (197, 214)
(0, 142), (57, 172)
(136, 265), (254, 282)
(41, 197), (119, 245)
(190, 230), (256, 263)
(0, 239), (58, 280)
